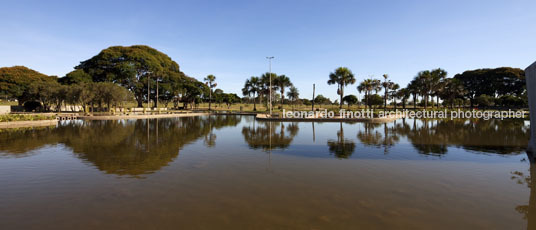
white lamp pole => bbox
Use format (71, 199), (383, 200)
(146, 71), (153, 109)
(266, 56), (274, 115)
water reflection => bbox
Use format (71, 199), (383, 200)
(327, 122), (356, 159)
(0, 127), (61, 156)
(0, 117), (529, 172)
(397, 118), (529, 155)
(357, 122), (399, 154)
(0, 116), (240, 176)
(324, 118), (528, 159)
(0, 116), (533, 228)
(241, 121), (299, 151)
(512, 153), (536, 229)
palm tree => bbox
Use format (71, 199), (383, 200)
(415, 70), (433, 109)
(430, 68), (447, 109)
(357, 78), (381, 110)
(261, 72), (279, 109)
(390, 83), (400, 111)
(327, 67), (356, 109)
(242, 76), (260, 111)
(396, 87), (411, 109)
(381, 74), (396, 112)
(275, 75), (293, 107)
(407, 79), (420, 109)
(287, 86), (299, 109)
(204, 75), (217, 110)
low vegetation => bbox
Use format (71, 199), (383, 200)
(0, 114), (56, 122)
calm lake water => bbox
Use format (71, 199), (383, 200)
(0, 115), (533, 229)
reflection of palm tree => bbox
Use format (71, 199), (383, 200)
(242, 122), (299, 151)
(407, 119), (448, 156)
(327, 122), (356, 159)
(204, 133), (216, 147)
(357, 122), (400, 154)
(393, 118), (529, 156)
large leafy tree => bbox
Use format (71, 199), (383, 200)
(59, 69), (92, 85)
(27, 80), (64, 111)
(342, 95), (358, 109)
(314, 94), (332, 105)
(227, 93), (241, 109)
(438, 78), (466, 108)
(327, 67), (356, 109)
(454, 67), (525, 108)
(75, 45), (194, 107)
(0, 66), (57, 105)
(182, 81), (209, 109)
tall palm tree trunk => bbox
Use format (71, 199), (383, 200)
(339, 84), (344, 109)
(366, 91), (369, 110)
(413, 93), (417, 110)
(208, 90), (212, 110)
(253, 93), (257, 111)
(384, 89), (388, 112)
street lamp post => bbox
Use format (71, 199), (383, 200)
(266, 56), (274, 115)
(146, 71), (153, 110)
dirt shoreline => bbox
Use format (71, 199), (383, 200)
(0, 119), (58, 129)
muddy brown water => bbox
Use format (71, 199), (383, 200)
(0, 116), (533, 229)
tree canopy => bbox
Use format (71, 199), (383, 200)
(454, 67), (525, 108)
(0, 66), (57, 105)
(75, 45), (198, 107)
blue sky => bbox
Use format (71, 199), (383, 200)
(1, 0), (535, 101)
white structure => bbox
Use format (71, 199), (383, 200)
(526, 61), (536, 151)
(0, 106), (10, 114)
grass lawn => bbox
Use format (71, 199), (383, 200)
(0, 114), (56, 122)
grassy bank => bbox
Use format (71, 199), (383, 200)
(0, 114), (56, 122)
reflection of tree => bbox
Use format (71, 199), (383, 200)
(407, 120), (448, 156)
(0, 127), (61, 157)
(393, 118), (529, 156)
(356, 122), (399, 154)
(0, 116), (240, 176)
(327, 122), (356, 159)
(511, 152), (536, 229)
(241, 121), (299, 151)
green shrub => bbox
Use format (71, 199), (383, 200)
(0, 114), (56, 122)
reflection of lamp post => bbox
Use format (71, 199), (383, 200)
(156, 76), (159, 109)
(266, 57), (274, 115)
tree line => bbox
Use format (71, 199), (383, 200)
(241, 73), (299, 111)
(0, 44), (527, 112)
(0, 45), (239, 112)
(323, 66), (526, 110)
